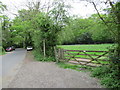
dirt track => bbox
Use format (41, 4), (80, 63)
(8, 52), (102, 88)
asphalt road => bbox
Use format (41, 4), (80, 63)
(1, 48), (26, 88)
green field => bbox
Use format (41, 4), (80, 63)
(57, 44), (113, 64)
(57, 44), (113, 51)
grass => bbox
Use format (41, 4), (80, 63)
(57, 62), (92, 72)
(57, 44), (112, 51)
(57, 44), (113, 64)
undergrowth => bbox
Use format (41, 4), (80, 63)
(91, 66), (120, 88)
(33, 50), (55, 62)
(0, 46), (6, 55)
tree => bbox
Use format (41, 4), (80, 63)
(31, 12), (57, 57)
(1, 15), (12, 48)
(90, 0), (120, 73)
(89, 14), (114, 43)
(57, 17), (94, 44)
(0, 1), (7, 14)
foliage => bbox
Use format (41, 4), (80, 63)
(8, 0), (70, 58)
(89, 14), (114, 43)
(57, 18), (92, 44)
(57, 15), (113, 45)
(89, 1), (120, 88)
(0, 46), (5, 55)
(33, 50), (55, 62)
(91, 66), (120, 88)
(1, 15), (12, 48)
(0, 1), (7, 14)
(31, 13), (57, 57)
(48, 0), (70, 25)
(10, 13), (34, 48)
(76, 32), (93, 44)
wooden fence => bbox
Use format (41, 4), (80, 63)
(54, 47), (109, 67)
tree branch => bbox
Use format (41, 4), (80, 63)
(92, 2), (117, 36)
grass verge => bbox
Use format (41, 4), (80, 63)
(57, 62), (92, 72)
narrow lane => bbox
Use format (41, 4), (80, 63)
(1, 48), (26, 88)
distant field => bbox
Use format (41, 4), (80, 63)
(57, 44), (113, 51)
(57, 44), (113, 64)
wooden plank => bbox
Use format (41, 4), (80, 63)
(87, 63), (101, 67)
(94, 52), (108, 60)
(64, 56), (109, 61)
(64, 59), (70, 61)
(100, 59), (109, 61)
(64, 53), (104, 56)
(69, 61), (86, 64)
(66, 58), (91, 63)
(76, 58), (91, 62)
(68, 61), (101, 67)
(64, 49), (108, 52)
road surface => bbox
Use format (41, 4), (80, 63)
(1, 48), (26, 88)
(8, 52), (102, 88)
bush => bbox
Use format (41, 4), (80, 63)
(76, 32), (93, 44)
(91, 66), (120, 88)
(101, 75), (120, 88)
(91, 66), (110, 78)
(33, 50), (55, 62)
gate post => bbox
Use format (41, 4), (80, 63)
(61, 49), (64, 60)
(54, 47), (58, 63)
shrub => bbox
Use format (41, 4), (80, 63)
(91, 66), (110, 78)
(91, 66), (120, 88)
(101, 75), (120, 88)
(0, 46), (6, 55)
(33, 50), (55, 62)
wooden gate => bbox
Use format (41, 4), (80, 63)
(54, 47), (109, 67)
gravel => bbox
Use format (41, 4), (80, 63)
(8, 52), (102, 88)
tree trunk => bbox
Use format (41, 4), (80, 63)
(43, 39), (46, 57)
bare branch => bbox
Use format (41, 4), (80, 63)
(92, 1), (117, 36)
(92, 2), (107, 26)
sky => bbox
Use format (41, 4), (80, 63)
(1, 0), (117, 19)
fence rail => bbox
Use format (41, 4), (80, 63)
(64, 49), (108, 52)
(54, 47), (109, 67)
